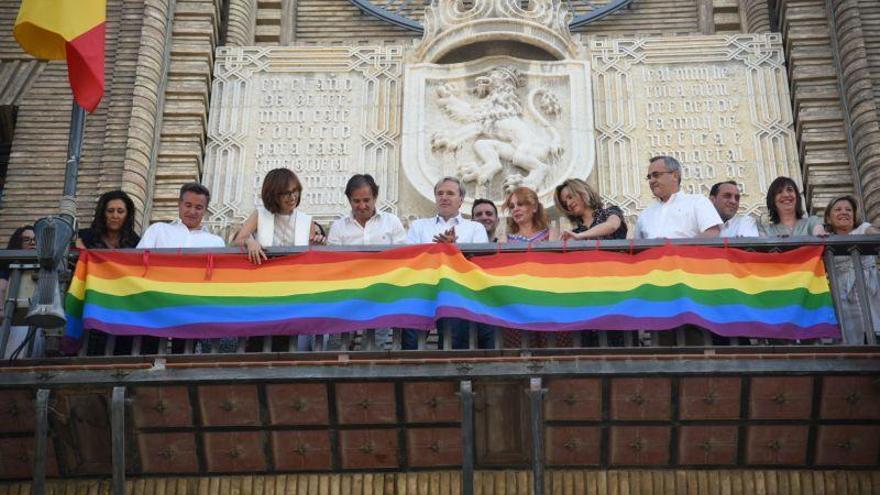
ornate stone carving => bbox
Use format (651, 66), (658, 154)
(413, 0), (581, 63)
(590, 34), (802, 221)
(202, 46), (403, 236)
(402, 56), (594, 209)
(430, 66), (564, 194)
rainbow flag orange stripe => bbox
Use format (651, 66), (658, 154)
(14, 0), (105, 112)
(64, 244), (839, 340)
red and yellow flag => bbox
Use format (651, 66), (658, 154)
(13, 0), (106, 112)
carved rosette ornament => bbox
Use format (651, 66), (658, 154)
(414, 0), (581, 63)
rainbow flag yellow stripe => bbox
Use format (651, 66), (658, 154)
(64, 244), (839, 340)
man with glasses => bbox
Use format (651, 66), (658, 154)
(635, 156), (721, 239)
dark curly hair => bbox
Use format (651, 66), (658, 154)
(90, 190), (139, 247)
(6, 225), (35, 250)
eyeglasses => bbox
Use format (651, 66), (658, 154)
(645, 171), (675, 181)
(278, 190), (300, 199)
(21, 236), (36, 244)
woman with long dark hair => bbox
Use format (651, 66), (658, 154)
(76, 190), (140, 249)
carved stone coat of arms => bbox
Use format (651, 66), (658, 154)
(402, 56), (595, 209)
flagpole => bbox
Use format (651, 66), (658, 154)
(61, 102), (86, 221)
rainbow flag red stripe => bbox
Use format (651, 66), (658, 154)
(64, 244), (839, 340)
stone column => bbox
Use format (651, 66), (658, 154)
(226, 0), (257, 46)
(739, 0), (771, 33)
(280, 0), (298, 45)
(697, 0), (715, 34)
(776, 0), (852, 212)
(827, 0), (880, 221)
(120, 0), (175, 229)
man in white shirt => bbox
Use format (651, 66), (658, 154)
(404, 177), (490, 350)
(327, 174), (406, 350)
(136, 183), (227, 353)
(709, 181), (760, 237)
(137, 183), (225, 249)
(328, 174), (406, 246)
(406, 177), (489, 244)
(635, 156), (722, 239)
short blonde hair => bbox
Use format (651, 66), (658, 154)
(504, 186), (548, 234)
(554, 178), (603, 225)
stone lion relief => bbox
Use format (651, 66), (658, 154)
(401, 56), (594, 210)
(430, 66), (564, 196)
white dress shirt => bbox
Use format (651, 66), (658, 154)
(406, 214), (489, 244)
(635, 192), (722, 239)
(720, 215), (760, 237)
(136, 219), (226, 248)
(328, 211), (407, 246)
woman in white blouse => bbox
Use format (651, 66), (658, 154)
(234, 168), (323, 264)
(233, 168), (324, 351)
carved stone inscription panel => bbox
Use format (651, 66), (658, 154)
(590, 34), (801, 220)
(203, 46), (403, 235)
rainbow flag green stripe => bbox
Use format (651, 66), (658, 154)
(64, 244), (839, 340)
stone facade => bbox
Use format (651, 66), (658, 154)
(1, 0), (880, 241)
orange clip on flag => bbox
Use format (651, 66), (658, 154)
(14, 0), (106, 112)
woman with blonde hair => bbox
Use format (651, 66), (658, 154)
(501, 186), (558, 243)
(554, 178), (627, 240)
(499, 187), (572, 347)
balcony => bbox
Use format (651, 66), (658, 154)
(1, 237), (878, 491)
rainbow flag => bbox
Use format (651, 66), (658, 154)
(14, 0), (106, 112)
(64, 244), (839, 341)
